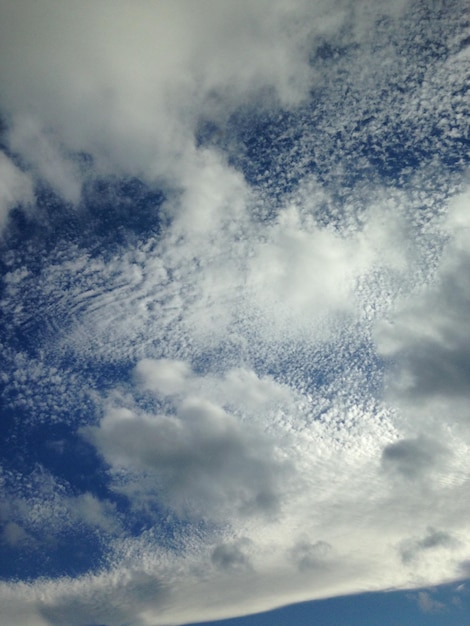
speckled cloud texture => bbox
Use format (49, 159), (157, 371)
(1, 1), (470, 624)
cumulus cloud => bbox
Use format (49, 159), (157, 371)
(7, 116), (83, 203)
(1, 522), (32, 548)
(86, 362), (292, 521)
(134, 358), (192, 397)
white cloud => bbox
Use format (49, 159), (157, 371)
(86, 366), (292, 521)
(7, 116), (83, 203)
(415, 590), (445, 614)
(2, 1), (470, 625)
(1, 521), (32, 547)
(134, 358), (191, 397)
(0, 151), (33, 232)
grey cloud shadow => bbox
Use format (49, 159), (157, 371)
(380, 253), (470, 411)
(381, 435), (449, 479)
(86, 396), (292, 521)
(211, 538), (253, 572)
(399, 527), (459, 565)
(39, 571), (166, 626)
(290, 539), (332, 572)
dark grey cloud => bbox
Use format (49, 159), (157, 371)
(380, 254), (470, 405)
(377, 194), (470, 430)
(290, 539), (332, 572)
(211, 539), (253, 572)
(86, 393), (291, 521)
(399, 527), (459, 565)
(381, 436), (449, 479)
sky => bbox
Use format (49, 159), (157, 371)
(0, 1), (470, 625)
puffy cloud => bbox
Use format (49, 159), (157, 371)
(7, 116), (83, 203)
(413, 590), (446, 614)
(134, 358), (192, 397)
(0, 150), (33, 232)
(1, 522), (32, 547)
(290, 538), (332, 572)
(399, 528), (461, 565)
(86, 379), (291, 521)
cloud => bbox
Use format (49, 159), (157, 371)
(0, 0), (321, 196)
(376, 189), (470, 432)
(86, 363), (292, 521)
(0, 150), (33, 232)
(381, 436), (450, 480)
(133, 358), (192, 397)
(7, 116), (83, 203)
(415, 590), (445, 614)
(1, 521), (33, 547)
(290, 538), (332, 572)
(399, 528), (460, 565)
(211, 539), (253, 572)
(2, 1), (470, 625)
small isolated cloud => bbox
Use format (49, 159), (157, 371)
(415, 590), (445, 614)
(1, 521), (33, 547)
(69, 492), (120, 535)
(211, 538), (253, 572)
(133, 358), (192, 397)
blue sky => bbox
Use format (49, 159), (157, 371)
(1, 1), (470, 625)
(190, 584), (470, 626)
